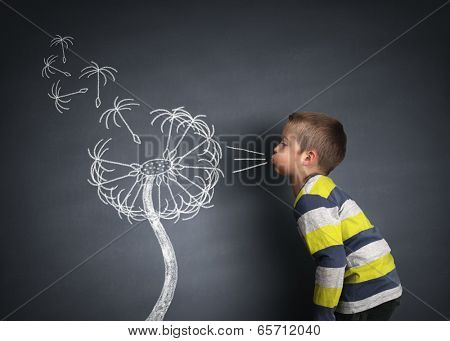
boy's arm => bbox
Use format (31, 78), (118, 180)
(295, 194), (347, 321)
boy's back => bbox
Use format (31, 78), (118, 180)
(293, 173), (403, 320)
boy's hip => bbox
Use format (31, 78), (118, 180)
(335, 296), (401, 321)
(336, 284), (403, 314)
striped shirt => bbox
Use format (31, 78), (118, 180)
(293, 173), (402, 321)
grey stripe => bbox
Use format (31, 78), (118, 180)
(336, 285), (402, 314)
(339, 199), (362, 220)
(297, 206), (340, 236)
(347, 239), (391, 268)
(304, 175), (321, 193)
(316, 266), (345, 288)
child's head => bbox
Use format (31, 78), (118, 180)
(271, 112), (346, 178)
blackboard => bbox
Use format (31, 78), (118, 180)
(1, 0), (449, 321)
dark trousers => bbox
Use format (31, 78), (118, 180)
(335, 297), (401, 321)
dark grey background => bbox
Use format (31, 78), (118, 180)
(1, 0), (449, 321)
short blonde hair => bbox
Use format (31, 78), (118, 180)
(286, 112), (346, 175)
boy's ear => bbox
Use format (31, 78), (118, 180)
(304, 149), (318, 162)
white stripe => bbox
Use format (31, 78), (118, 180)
(304, 175), (321, 193)
(297, 206), (340, 236)
(336, 285), (402, 314)
(339, 199), (362, 220)
(316, 266), (346, 288)
(346, 239), (391, 268)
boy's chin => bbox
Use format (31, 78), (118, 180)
(274, 166), (287, 176)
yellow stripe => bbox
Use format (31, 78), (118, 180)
(293, 175), (336, 207)
(310, 176), (336, 199)
(304, 224), (342, 255)
(293, 187), (306, 207)
(344, 252), (396, 284)
(341, 211), (374, 241)
(313, 285), (342, 308)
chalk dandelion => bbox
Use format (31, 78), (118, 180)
(42, 55), (71, 78)
(50, 35), (74, 64)
(100, 97), (141, 144)
(88, 107), (223, 320)
(48, 80), (88, 113)
(79, 61), (117, 108)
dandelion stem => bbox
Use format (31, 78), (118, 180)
(96, 74), (101, 107)
(61, 45), (66, 63)
(118, 111), (141, 144)
(143, 178), (178, 321)
(50, 66), (71, 77)
(59, 88), (88, 98)
(164, 118), (175, 153)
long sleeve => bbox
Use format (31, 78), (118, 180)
(294, 194), (347, 321)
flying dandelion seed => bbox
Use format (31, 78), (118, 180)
(79, 61), (117, 108)
(100, 97), (141, 144)
(226, 145), (268, 173)
(42, 55), (71, 78)
(88, 107), (223, 321)
(48, 80), (88, 113)
(50, 35), (74, 64)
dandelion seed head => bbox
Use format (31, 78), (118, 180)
(88, 108), (223, 223)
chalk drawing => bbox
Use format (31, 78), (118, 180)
(100, 97), (141, 144)
(50, 35), (74, 64)
(79, 61), (117, 108)
(42, 55), (71, 78)
(88, 107), (223, 320)
(48, 80), (88, 113)
(226, 146), (267, 173)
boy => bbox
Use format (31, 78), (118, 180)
(271, 112), (402, 321)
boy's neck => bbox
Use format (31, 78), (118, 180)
(290, 170), (324, 197)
